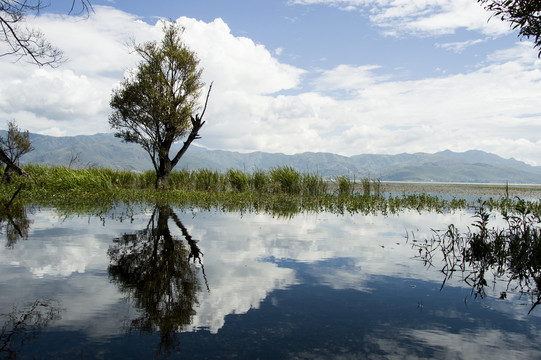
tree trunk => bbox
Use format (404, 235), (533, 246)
(156, 157), (172, 190)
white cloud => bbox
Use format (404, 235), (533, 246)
(175, 16), (304, 95)
(290, 0), (511, 36)
(2, 207), (535, 339)
(435, 38), (488, 53)
(312, 64), (388, 92)
(202, 40), (541, 164)
(370, 328), (541, 358)
(1, 6), (541, 166)
(0, 6), (304, 136)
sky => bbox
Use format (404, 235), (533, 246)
(1, 0), (540, 165)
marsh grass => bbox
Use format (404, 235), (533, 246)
(270, 166), (301, 194)
(193, 168), (224, 192)
(250, 168), (269, 194)
(227, 169), (250, 193)
(336, 176), (354, 196)
(302, 172), (327, 196)
(1, 164), (538, 217)
(413, 200), (541, 313)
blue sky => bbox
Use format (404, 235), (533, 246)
(1, 0), (540, 165)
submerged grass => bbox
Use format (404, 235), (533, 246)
(413, 200), (541, 313)
(1, 164), (539, 217)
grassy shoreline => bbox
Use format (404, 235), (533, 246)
(1, 165), (539, 216)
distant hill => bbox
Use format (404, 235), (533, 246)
(3, 131), (541, 184)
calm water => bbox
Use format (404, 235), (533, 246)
(1, 205), (540, 359)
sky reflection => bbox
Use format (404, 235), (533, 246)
(0, 206), (539, 358)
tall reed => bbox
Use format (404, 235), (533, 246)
(270, 166), (301, 194)
(227, 169), (250, 193)
(336, 175), (354, 195)
(250, 168), (269, 194)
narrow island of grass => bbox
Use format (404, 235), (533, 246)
(1, 164), (539, 217)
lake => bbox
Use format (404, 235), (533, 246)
(1, 204), (540, 359)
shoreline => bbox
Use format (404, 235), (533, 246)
(376, 181), (541, 199)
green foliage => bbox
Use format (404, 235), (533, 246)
(0, 121), (34, 183)
(250, 168), (269, 194)
(270, 166), (301, 194)
(109, 21), (207, 188)
(302, 172), (327, 196)
(4, 164), (541, 220)
(336, 176), (354, 196)
(478, 0), (541, 57)
(168, 169), (192, 190)
(193, 169), (223, 192)
(0, 121), (34, 164)
(227, 169), (250, 193)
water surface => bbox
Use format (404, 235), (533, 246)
(1, 205), (539, 359)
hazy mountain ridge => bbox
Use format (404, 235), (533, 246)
(3, 131), (541, 184)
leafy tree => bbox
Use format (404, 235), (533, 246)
(478, 0), (541, 56)
(0, 121), (33, 183)
(108, 205), (206, 355)
(0, 0), (93, 66)
(109, 22), (212, 189)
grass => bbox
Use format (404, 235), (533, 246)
(412, 200), (541, 313)
(1, 164), (539, 217)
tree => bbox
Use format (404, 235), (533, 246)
(478, 0), (541, 56)
(108, 205), (206, 355)
(109, 22), (212, 189)
(0, 1), (93, 66)
(0, 121), (33, 183)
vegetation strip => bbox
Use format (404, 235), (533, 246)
(1, 165), (539, 218)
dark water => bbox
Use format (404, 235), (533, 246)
(1, 206), (540, 359)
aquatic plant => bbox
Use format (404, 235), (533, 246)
(1, 164), (539, 219)
(227, 169), (250, 193)
(250, 168), (269, 194)
(193, 168), (224, 192)
(413, 200), (541, 313)
(301, 172), (327, 196)
(336, 175), (354, 196)
(269, 166), (301, 194)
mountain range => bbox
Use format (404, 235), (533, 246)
(4, 131), (541, 184)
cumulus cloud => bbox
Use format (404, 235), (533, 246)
(201, 38), (541, 164)
(2, 206), (534, 338)
(0, 6), (305, 137)
(176, 16), (304, 95)
(1, 5), (540, 165)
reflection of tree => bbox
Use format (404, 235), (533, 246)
(0, 299), (62, 358)
(0, 203), (31, 248)
(413, 201), (541, 313)
(108, 205), (207, 355)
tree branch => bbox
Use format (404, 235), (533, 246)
(0, 147), (28, 178)
(170, 83), (212, 168)
(0, 1), (94, 66)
